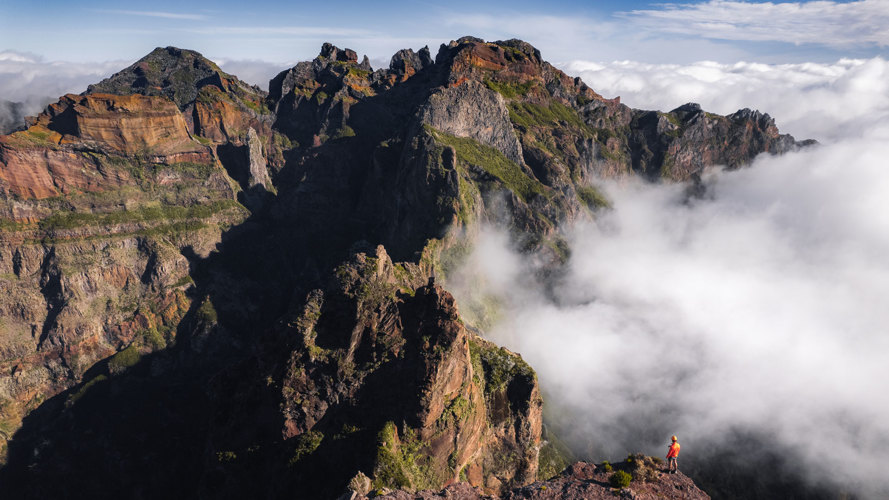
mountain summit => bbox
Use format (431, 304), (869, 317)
(0, 37), (806, 498)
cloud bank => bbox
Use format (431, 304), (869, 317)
(0, 51), (126, 125)
(624, 0), (889, 48)
(565, 56), (889, 142)
(452, 59), (889, 498)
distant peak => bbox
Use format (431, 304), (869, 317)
(319, 42), (358, 63)
(85, 46), (232, 109)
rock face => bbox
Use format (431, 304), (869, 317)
(360, 459), (710, 499)
(0, 36), (809, 498)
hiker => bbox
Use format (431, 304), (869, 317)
(666, 435), (680, 474)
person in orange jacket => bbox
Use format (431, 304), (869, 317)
(666, 435), (680, 474)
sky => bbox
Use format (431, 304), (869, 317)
(1, 0), (889, 96)
(2, 0), (889, 496)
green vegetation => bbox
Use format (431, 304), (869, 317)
(437, 394), (471, 428)
(36, 200), (244, 232)
(484, 79), (534, 99)
(609, 470), (632, 488)
(538, 438), (573, 480)
(67, 374), (108, 406)
(660, 151), (676, 178)
(273, 131), (297, 150)
(193, 135), (213, 146)
(602, 460), (613, 472)
(288, 430), (324, 466)
(346, 66), (372, 78)
(576, 185), (611, 210)
(332, 125), (356, 140)
(216, 451), (237, 463)
(427, 127), (546, 202)
(141, 327), (167, 350)
(314, 91), (329, 104)
(508, 101), (593, 136)
(372, 422), (436, 491)
(108, 345), (141, 374)
(661, 111), (682, 128)
(7, 127), (59, 149)
(239, 97), (270, 115)
(626, 453), (662, 483)
(172, 275), (194, 288)
(0, 219), (25, 232)
(197, 298), (218, 324)
(468, 338), (535, 396)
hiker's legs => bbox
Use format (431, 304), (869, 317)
(668, 457), (677, 473)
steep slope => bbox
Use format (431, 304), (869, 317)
(0, 36), (808, 498)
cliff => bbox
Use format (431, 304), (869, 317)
(0, 37), (809, 498)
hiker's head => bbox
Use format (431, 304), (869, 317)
(671, 435), (678, 442)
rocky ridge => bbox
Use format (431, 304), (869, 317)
(353, 459), (709, 500)
(0, 36), (809, 498)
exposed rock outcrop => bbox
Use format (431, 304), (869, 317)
(358, 459), (710, 499)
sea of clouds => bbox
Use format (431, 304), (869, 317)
(450, 56), (889, 496)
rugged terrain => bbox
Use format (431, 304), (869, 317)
(349, 456), (709, 499)
(0, 37), (807, 498)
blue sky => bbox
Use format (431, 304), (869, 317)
(2, 0), (887, 66)
(1, 0), (889, 103)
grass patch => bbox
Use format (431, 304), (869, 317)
(37, 199), (244, 232)
(576, 185), (611, 209)
(288, 430), (324, 466)
(172, 275), (194, 288)
(332, 125), (356, 139)
(468, 337), (535, 396)
(197, 297), (218, 324)
(108, 345), (141, 374)
(67, 374), (108, 406)
(141, 327), (167, 350)
(509, 101), (593, 136)
(372, 422), (436, 490)
(609, 470), (632, 488)
(427, 127), (546, 202)
(484, 79), (534, 99)
(347, 66), (372, 78)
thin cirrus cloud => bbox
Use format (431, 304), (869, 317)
(185, 26), (378, 37)
(622, 0), (889, 47)
(98, 9), (207, 21)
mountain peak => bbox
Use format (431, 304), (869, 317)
(85, 46), (242, 109)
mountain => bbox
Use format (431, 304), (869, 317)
(0, 37), (808, 498)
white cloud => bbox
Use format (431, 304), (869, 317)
(0, 51), (125, 118)
(623, 0), (889, 48)
(215, 59), (289, 90)
(189, 26), (376, 37)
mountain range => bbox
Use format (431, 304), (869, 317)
(0, 36), (810, 498)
